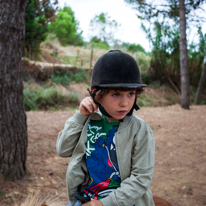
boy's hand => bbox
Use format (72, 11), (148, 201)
(79, 97), (98, 116)
(82, 199), (103, 206)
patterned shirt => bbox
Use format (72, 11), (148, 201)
(80, 115), (121, 200)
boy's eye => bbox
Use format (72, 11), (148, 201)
(112, 93), (120, 97)
(128, 92), (135, 96)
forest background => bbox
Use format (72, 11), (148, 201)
(22, 0), (206, 111)
(0, 0), (206, 206)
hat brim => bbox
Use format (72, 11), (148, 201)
(98, 83), (147, 88)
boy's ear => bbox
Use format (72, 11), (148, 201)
(96, 99), (101, 104)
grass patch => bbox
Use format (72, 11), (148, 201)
(73, 69), (89, 82)
(51, 67), (89, 85)
(51, 73), (71, 85)
(165, 96), (175, 105)
(40, 33), (57, 49)
(137, 94), (154, 107)
(61, 55), (71, 64)
(23, 86), (79, 111)
(200, 98), (206, 105)
(150, 81), (160, 88)
(23, 87), (40, 110)
(0, 190), (4, 196)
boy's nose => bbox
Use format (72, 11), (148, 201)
(120, 96), (128, 106)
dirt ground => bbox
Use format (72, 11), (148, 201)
(0, 104), (206, 206)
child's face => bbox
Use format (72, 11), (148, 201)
(98, 89), (136, 122)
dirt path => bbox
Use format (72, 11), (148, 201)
(0, 105), (206, 206)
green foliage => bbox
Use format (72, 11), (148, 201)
(49, 6), (83, 46)
(188, 27), (206, 87)
(141, 21), (181, 86)
(61, 55), (71, 64)
(90, 36), (110, 49)
(37, 87), (60, 106)
(51, 68), (89, 85)
(187, 187), (193, 195)
(41, 32), (58, 48)
(51, 73), (71, 85)
(139, 20), (206, 91)
(90, 36), (102, 43)
(23, 87), (39, 110)
(124, 0), (206, 102)
(23, 86), (79, 111)
(51, 68), (71, 85)
(89, 12), (121, 46)
(73, 70), (89, 83)
(136, 51), (150, 69)
(24, 0), (57, 58)
(67, 92), (79, 103)
(135, 52), (151, 84)
(200, 98), (206, 105)
(137, 94), (154, 107)
(0, 190), (4, 197)
(122, 42), (146, 53)
(124, 0), (205, 24)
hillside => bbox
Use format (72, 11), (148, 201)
(22, 41), (181, 111)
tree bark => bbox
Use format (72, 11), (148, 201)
(0, 0), (28, 180)
(194, 60), (206, 105)
(179, 0), (190, 109)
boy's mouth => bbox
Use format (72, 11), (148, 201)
(117, 110), (127, 115)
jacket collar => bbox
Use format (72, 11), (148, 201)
(89, 110), (133, 132)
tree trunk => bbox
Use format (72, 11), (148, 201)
(179, 0), (190, 109)
(0, 0), (28, 180)
(194, 60), (206, 105)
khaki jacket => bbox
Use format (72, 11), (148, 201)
(56, 111), (155, 206)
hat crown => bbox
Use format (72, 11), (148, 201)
(91, 50), (146, 88)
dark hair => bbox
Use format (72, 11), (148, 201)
(88, 87), (144, 103)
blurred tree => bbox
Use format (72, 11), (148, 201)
(49, 6), (84, 46)
(124, 0), (206, 109)
(141, 21), (180, 86)
(194, 60), (206, 104)
(24, 0), (58, 58)
(0, 0), (27, 180)
(89, 36), (110, 49)
(188, 27), (206, 86)
(193, 28), (206, 104)
(89, 12), (121, 46)
(122, 42), (146, 53)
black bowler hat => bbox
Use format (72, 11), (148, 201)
(91, 50), (147, 88)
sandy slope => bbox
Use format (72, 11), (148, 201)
(0, 105), (206, 206)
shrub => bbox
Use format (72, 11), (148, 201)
(137, 94), (154, 107)
(51, 68), (89, 85)
(51, 68), (71, 85)
(67, 91), (79, 103)
(73, 70), (89, 82)
(51, 74), (71, 85)
(49, 7), (84, 46)
(23, 87), (39, 110)
(36, 87), (60, 107)
(23, 86), (79, 111)
(90, 42), (110, 50)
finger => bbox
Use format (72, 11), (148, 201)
(88, 97), (98, 111)
(84, 98), (94, 113)
(81, 102), (93, 113)
(84, 97), (98, 113)
(82, 97), (97, 113)
(80, 97), (98, 114)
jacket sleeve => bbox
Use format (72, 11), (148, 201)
(100, 128), (155, 206)
(56, 111), (89, 157)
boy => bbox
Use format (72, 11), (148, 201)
(56, 50), (155, 206)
